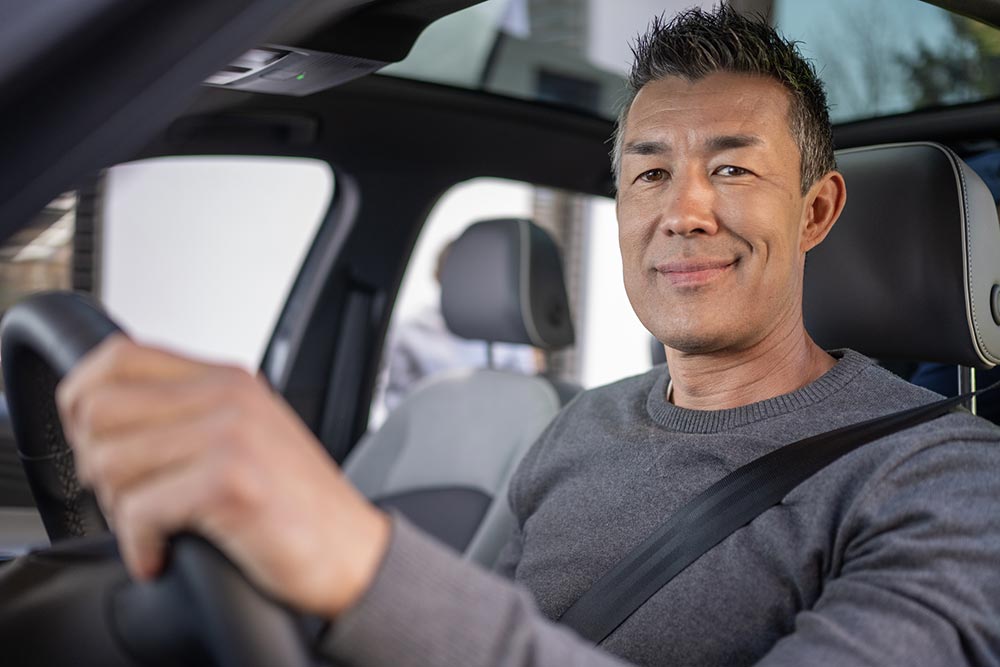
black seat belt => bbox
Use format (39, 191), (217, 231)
(559, 381), (1000, 645)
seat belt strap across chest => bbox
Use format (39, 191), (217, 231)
(558, 381), (1000, 645)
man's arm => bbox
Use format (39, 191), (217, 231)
(324, 515), (631, 666)
(57, 336), (628, 665)
(58, 338), (1000, 667)
(56, 336), (391, 617)
(328, 429), (1000, 667)
(755, 432), (1000, 666)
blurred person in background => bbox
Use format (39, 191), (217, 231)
(378, 239), (539, 416)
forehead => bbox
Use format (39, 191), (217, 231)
(623, 72), (795, 148)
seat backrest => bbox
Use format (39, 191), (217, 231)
(346, 218), (576, 567)
(804, 142), (1000, 369)
(347, 370), (561, 564)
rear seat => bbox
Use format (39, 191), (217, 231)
(345, 218), (577, 567)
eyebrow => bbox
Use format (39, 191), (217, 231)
(706, 134), (762, 152)
(622, 140), (670, 157)
(622, 134), (763, 157)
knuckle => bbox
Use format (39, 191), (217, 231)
(54, 380), (73, 418)
(89, 445), (128, 491)
(224, 364), (253, 384)
(101, 334), (134, 360)
(211, 453), (262, 513)
(56, 335), (134, 423)
(77, 398), (96, 436)
(75, 392), (107, 438)
(215, 411), (250, 452)
(89, 335), (131, 376)
(223, 367), (258, 405)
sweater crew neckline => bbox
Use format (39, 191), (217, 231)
(646, 349), (873, 433)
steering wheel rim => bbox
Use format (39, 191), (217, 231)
(0, 291), (114, 540)
(0, 292), (313, 667)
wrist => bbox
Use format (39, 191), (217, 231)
(322, 506), (393, 618)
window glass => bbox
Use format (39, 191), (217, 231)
(0, 192), (76, 391)
(0, 192), (75, 311)
(372, 178), (538, 427)
(773, 0), (1000, 123)
(381, 0), (681, 118)
(0, 192), (77, 512)
(102, 156), (333, 369)
(581, 195), (654, 388)
(385, 0), (1000, 124)
(370, 177), (651, 428)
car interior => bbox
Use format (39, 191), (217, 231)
(2, 0), (1000, 665)
(344, 217), (577, 565)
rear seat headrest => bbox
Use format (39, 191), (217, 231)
(440, 218), (575, 350)
(804, 142), (1000, 369)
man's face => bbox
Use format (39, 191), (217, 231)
(616, 72), (817, 355)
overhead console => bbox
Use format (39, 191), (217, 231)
(203, 0), (486, 96)
(203, 45), (387, 96)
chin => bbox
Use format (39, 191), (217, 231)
(661, 335), (725, 355)
(652, 320), (744, 356)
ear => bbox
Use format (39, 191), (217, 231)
(800, 171), (847, 253)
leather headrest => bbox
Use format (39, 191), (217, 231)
(440, 218), (575, 350)
(804, 142), (1000, 369)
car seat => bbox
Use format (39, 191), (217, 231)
(344, 218), (576, 567)
(803, 142), (1000, 381)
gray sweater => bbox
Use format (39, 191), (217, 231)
(324, 350), (1000, 666)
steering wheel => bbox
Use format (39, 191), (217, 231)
(0, 292), (313, 667)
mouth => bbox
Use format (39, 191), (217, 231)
(654, 258), (739, 287)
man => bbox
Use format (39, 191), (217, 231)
(57, 6), (1000, 666)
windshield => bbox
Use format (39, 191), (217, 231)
(381, 0), (1000, 124)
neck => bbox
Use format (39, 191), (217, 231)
(664, 323), (836, 411)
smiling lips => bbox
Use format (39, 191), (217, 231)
(655, 258), (738, 286)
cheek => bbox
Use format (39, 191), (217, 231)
(616, 198), (655, 259)
(617, 225), (641, 265)
(741, 223), (805, 304)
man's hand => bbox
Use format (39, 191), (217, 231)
(55, 335), (391, 618)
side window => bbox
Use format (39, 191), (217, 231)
(0, 192), (78, 394)
(581, 196), (658, 387)
(0, 193), (77, 511)
(101, 156), (334, 369)
(370, 177), (651, 427)
(0, 158), (333, 516)
(0, 191), (76, 316)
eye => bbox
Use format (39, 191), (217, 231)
(714, 165), (751, 177)
(636, 168), (667, 183)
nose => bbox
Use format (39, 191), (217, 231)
(658, 170), (719, 237)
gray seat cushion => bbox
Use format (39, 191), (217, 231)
(346, 369), (561, 566)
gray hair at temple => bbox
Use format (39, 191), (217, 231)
(611, 5), (836, 195)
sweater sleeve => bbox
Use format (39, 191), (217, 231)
(323, 431), (1000, 667)
(756, 435), (1000, 667)
(320, 515), (631, 667)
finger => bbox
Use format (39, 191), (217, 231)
(76, 406), (240, 511)
(113, 456), (225, 581)
(115, 469), (204, 580)
(62, 369), (250, 442)
(56, 335), (233, 428)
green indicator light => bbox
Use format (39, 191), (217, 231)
(296, 73), (305, 81)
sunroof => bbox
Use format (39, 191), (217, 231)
(379, 0), (634, 118)
(773, 0), (1000, 123)
(381, 0), (1000, 124)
